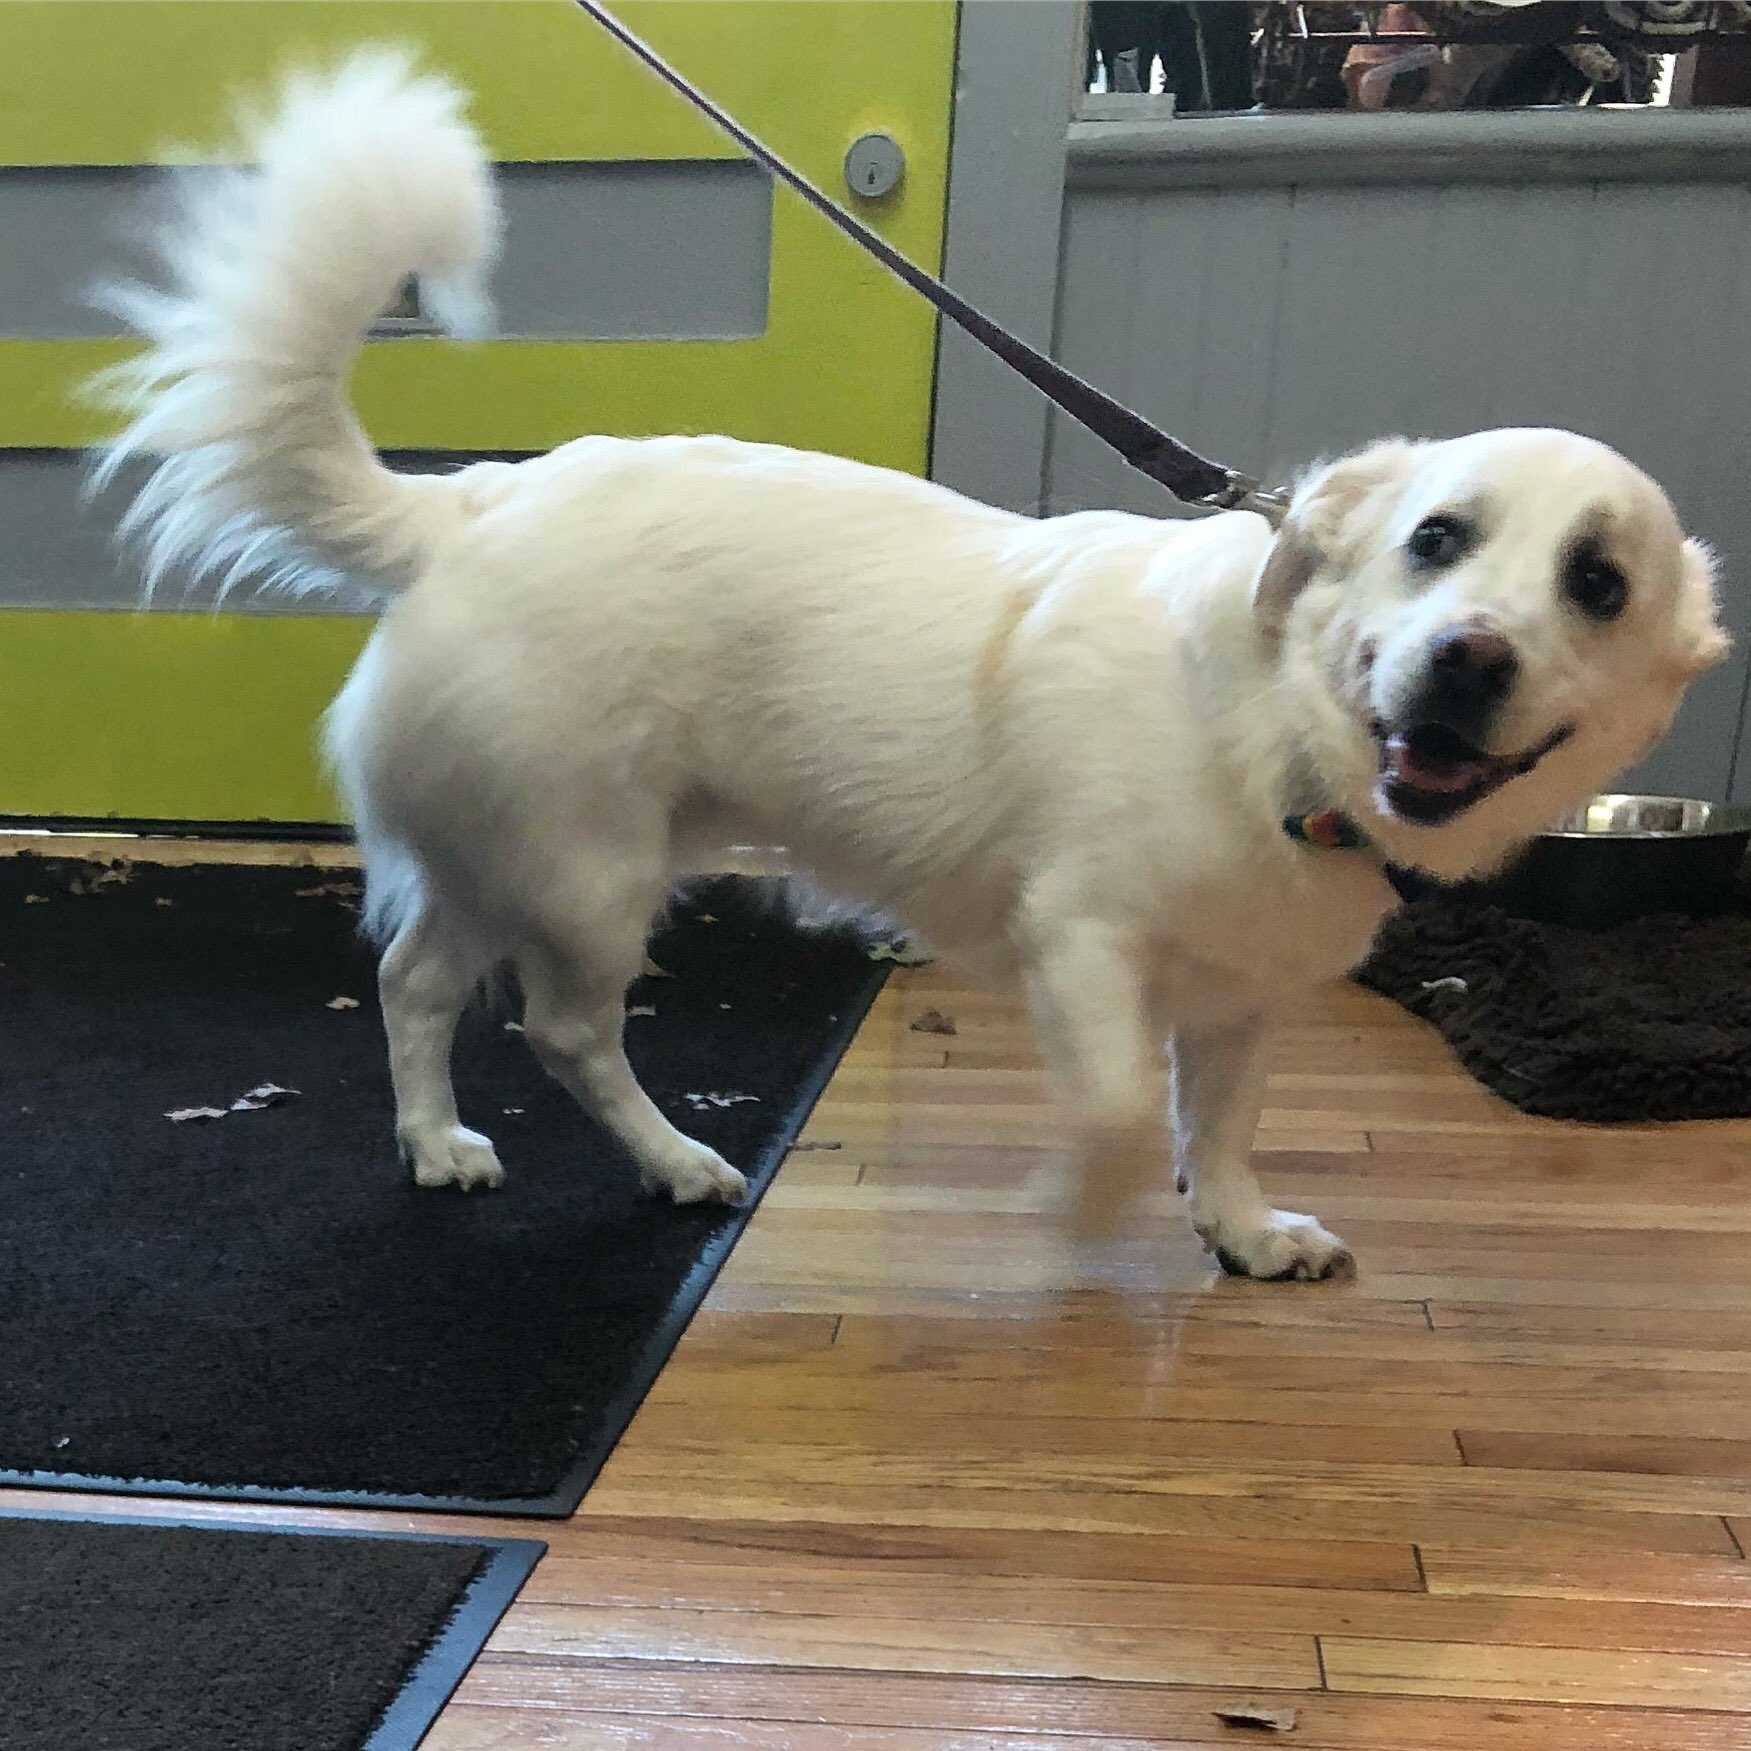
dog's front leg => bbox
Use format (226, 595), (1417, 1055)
(1171, 1018), (1353, 1281)
(1019, 914), (1166, 1240)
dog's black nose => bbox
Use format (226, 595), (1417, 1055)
(1410, 622), (1518, 743)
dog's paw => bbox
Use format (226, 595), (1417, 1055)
(1199, 1209), (1354, 1282)
(640, 1141), (748, 1207)
(402, 1125), (506, 1192)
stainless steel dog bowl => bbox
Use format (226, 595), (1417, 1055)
(1487, 793), (1751, 929)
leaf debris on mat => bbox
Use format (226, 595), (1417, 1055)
(866, 938), (933, 966)
(1418, 975), (1468, 994)
(641, 955), (672, 979)
(628, 1004), (657, 1018)
(167, 1083), (301, 1122)
(909, 1008), (957, 1035)
(67, 863), (132, 896)
(1214, 1705), (1298, 1732)
(326, 996), (360, 1011)
(230, 1083), (300, 1112)
(683, 1091), (760, 1111)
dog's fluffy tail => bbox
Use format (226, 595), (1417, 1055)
(91, 48), (499, 600)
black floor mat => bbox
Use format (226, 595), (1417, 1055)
(0, 858), (882, 1513)
(0, 1507), (540, 1751)
(1356, 889), (1751, 1121)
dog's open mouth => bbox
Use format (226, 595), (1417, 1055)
(1373, 720), (1574, 827)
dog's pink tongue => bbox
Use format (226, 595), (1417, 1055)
(1385, 734), (1485, 794)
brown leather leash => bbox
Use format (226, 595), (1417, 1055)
(570, 0), (1289, 523)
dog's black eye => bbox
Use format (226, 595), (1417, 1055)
(1563, 540), (1628, 622)
(1406, 515), (1472, 570)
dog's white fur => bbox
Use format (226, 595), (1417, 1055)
(97, 53), (1728, 1278)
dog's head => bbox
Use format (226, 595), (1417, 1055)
(1255, 428), (1728, 879)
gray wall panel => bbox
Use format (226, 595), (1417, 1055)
(493, 161), (768, 341)
(0, 160), (770, 341)
(1734, 671), (1751, 804)
(1068, 110), (1751, 189)
(930, 0), (1081, 513)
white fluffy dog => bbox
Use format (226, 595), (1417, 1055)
(97, 54), (1728, 1280)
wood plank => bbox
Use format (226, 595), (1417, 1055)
(1431, 1302), (1751, 1347)
(1269, 1194), (1751, 1234)
(701, 1280), (1431, 1328)
(554, 1513), (1426, 1592)
(1322, 1635), (1751, 1711)
(1459, 1429), (1751, 1480)
(517, 1560), (1751, 1655)
(639, 1356), (1751, 1444)
(586, 1471), (1739, 1558)
(835, 1314), (1751, 1377)
(424, 1710), (1177, 1751)
(0, 832), (357, 869)
(666, 1312), (842, 1357)
(1359, 1128), (1751, 1164)
(1370, 1276), (1751, 1313)
(721, 1210), (1751, 1298)
(488, 1602), (1322, 1690)
(449, 1658), (1751, 1749)
(1421, 1546), (1751, 1607)
(1308, 1145), (1751, 1197)
(1149, 1219), (1751, 1277)
(610, 1434), (1751, 1521)
(625, 1401), (1465, 1470)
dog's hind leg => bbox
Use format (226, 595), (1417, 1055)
(379, 897), (504, 1190)
(516, 866), (748, 1208)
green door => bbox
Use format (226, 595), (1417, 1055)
(0, 0), (956, 822)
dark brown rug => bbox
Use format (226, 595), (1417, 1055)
(1356, 888), (1751, 1121)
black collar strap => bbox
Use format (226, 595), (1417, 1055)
(571, 1), (1288, 522)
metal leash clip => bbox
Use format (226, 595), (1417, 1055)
(1201, 472), (1293, 526)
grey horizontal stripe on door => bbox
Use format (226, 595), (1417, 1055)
(0, 159), (771, 342)
(0, 449), (540, 615)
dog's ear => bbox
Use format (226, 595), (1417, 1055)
(1253, 440), (1414, 637)
(1671, 537), (1731, 678)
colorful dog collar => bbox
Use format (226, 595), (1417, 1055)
(1281, 809), (1368, 850)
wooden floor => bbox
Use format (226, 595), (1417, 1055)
(9, 907), (1751, 1747)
